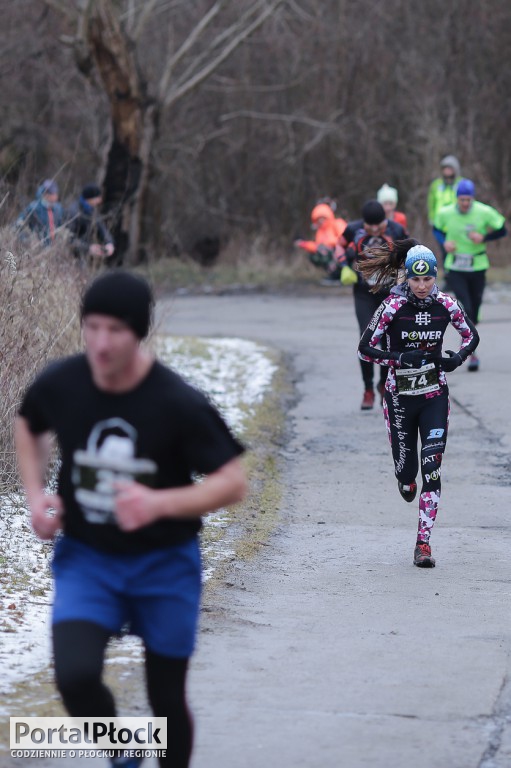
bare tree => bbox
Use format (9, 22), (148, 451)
(43, 0), (286, 262)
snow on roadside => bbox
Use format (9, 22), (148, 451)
(0, 336), (277, 698)
(156, 335), (278, 582)
(0, 502), (53, 703)
(156, 336), (277, 432)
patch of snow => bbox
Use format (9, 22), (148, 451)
(0, 502), (54, 698)
(0, 336), (276, 697)
(157, 336), (277, 433)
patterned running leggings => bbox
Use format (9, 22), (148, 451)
(383, 387), (450, 543)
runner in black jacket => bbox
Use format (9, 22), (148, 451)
(336, 200), (407, 410)
(357, 239), (479, 567)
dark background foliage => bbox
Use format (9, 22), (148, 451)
(1, 0), (510, 258)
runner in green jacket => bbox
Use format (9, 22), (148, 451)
(428, 156), (463, 265)
(427, 155), (462, 225)
(434, 178), (507, 370)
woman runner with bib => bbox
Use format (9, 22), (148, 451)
(357, 240), (479, 567)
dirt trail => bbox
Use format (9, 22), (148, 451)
(3, 289), (511, 768)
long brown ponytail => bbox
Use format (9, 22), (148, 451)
(357, 238), (419, 293)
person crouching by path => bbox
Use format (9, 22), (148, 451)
(357, 240), (479, 568)
(294, 202), (347, 282)
(15, 271), (247, 768)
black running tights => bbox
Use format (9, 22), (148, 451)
(53, 621), (192, 768)
(354, 286), (388, 389)
(445, 269), (485, 324)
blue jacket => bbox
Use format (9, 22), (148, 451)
(16, 198), (64, 246)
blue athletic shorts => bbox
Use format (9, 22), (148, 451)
(52, 535), (202, 658)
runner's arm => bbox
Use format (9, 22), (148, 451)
(113, 457), (247, 531)
(358, 299), (402, 367)
(442, 298), (480, 360)
(343, 245), (357, 267)
(427, 181), (437, 225)
(14, 416), (63, 539)
(14, 203), (35, 231)
(295, 239), (319, 253)
(432, 226), (446, 244)
(335, 223), (356, 266)
(483, 224), (507, 242)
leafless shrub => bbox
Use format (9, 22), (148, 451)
(0, 229), (88, 493)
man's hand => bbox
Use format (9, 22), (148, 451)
(444, 240), (457, 253)
(468, 231), (484, 244)
(103, 243), (115, 256)
(88, 244), (109, 257)
(113, 481), (159, 531)
(29, 493), (63, 540)
(89, 244), (105, 257)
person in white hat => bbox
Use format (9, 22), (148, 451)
(376, 183), (408, 231)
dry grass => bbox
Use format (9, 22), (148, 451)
(146, 231), (320, 293)
(145, 232), (511, 296)
(0, 228), (89, 492)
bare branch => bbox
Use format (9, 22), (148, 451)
(58, 34), (77, 46)
(204, 70), (316, 93)
(41, 0), (80, 21)
(285, 0), (316, 22)
(219, 107), (345, 155)
(219, 110), (339, 130)
(76, 0), (94, 40)
(163, 0), (285, 110)
(172, 0), (274, 93)
(122, 0), (137, 35)
(158, 0), (226, 101)
(132, 0), (160, 39)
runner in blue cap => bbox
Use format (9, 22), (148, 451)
(357, 239), (479, 567)
(433, 179), (507, 370)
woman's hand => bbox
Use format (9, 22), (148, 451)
(439, 350), (462, 372)
(399, 350), (433, 368)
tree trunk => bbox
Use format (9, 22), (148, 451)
(87, 0), (155, 264)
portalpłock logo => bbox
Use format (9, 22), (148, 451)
(10, 717), (167, 760)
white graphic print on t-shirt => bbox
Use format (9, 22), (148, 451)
(72, 418), (157, 525)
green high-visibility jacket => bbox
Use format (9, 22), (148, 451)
(427, 177), (462, 224)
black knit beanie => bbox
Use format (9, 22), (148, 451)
(82, 184), (102, 200)
(361, 200), (386, 225)
(81, 271), (154, 339)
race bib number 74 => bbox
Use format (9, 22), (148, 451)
(396, 362), (440, 396)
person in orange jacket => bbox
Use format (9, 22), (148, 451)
(295, 203), (347, 281)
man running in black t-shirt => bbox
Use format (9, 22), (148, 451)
(15, 271), (247, 768)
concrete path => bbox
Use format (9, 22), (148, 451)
(3, 288), (510, 768)
(160, 290), (511, 768)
